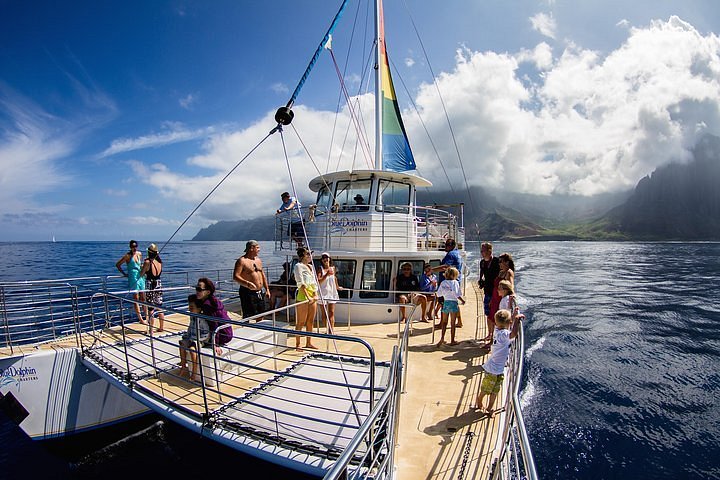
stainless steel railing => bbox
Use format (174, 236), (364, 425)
(275, 204), (465, 252)
(489, 319), (538, 480)
(0, 269), (236, 352)
(322, 298), (412, 479)
(78, 290), (412, 462)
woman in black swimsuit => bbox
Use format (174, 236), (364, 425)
(141, 243), (165, 332)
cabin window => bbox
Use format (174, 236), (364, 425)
(428, 259), (441, 270)
(376, 180), (410, 214)
(359, 260), (392, 298)
(398, 260), (424, 277)
(315, 185), (333, 213)
(336, 180), (371, 212)
(333, 259), (356, 299)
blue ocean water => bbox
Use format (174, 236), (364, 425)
(1, 240), (719, 479)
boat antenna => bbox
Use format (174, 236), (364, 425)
(274, 0), (350, 127)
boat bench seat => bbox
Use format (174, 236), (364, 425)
(199, 319), (287, 388)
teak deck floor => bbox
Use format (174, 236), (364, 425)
(2, 285), (501, 480)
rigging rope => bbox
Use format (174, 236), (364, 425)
(389, 56), (455, 195)
(400, 0), (476, 213)
(326, 0), (364, 174)
(158, 128), (278, 254)
(285, 0), (350, 110)
(278, 126), (364, 427)
(328, 47), (375, 170)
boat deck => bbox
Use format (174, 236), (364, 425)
(2, 285), (501, 479)
(393, 284), (501, 480)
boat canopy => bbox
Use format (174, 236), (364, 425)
(308, 170), (432, 193)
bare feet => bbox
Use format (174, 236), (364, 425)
(449, 341), (459, 346)
(179, 367), (189, 378)
(486, 408), (494, 416)
(156, 328), (164, 333)
(436, 339), (445, 347)
(305, 344), (318, 350)
(455, 323), (463, 328)
(295, 346), (303, 352)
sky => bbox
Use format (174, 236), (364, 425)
(1, 0), (719, 241)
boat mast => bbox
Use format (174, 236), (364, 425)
(374, 0), (382, 170)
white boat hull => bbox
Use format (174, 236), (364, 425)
(0, 348), (149, 440)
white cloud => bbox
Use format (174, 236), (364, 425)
(405, 57), (415, 68)
(516, 42), (554, 70)
(129, 100), (379, 220)
(126, 215), (179, 226)
(270, 83), (289, 94)
(530, 12), (557, 40)
(179, 93), (197, 109)
(0, 84), (73, 215)
(101, 123), (216, 157)
(130, 15), (720, 229)
(103, 188), (128, 197)
(407, 15), (720, 196)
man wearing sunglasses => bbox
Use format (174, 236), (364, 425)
(233, 240), (270, 320)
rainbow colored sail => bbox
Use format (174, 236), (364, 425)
(378, 3), (416, 172)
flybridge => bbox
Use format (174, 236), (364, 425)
(275, 169), (464, 253)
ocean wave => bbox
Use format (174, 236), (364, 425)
(525, 335), (546, 359)
(519, 375), (538, 410)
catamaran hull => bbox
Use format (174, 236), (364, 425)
(0, 348), (149, 440)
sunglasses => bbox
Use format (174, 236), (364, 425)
(130, 244), (138, 248)
(195, 286), (208, 292)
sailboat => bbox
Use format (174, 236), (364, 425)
(0, 1), (535, 479)
(273, 0), (464, 327)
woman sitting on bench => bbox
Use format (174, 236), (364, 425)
(195, 277), (233, 352)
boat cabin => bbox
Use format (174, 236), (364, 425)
(274, 170), (463, 253)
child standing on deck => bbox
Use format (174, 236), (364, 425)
(435, 267), (465, 347)
(497, 279), (517, 310)
(475, 309), (521, 415)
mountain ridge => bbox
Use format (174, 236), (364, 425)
(191, 135), (720, 241)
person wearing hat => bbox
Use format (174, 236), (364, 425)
(352, 193), (369, 212)
(233, 240), (270, 319)
(276, 191), (305, 247)
(141, 243), (165, 332)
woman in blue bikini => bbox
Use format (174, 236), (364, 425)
(116, 240), (148, 325)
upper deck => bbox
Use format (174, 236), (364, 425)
(274, 170), (464, 253)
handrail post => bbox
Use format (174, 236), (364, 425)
(1, 286), (13, 355)
(119, 298), (134, 386)
(47, 286), (57, 340)
(70, 286), (82, 349)
(197, 318), (212, 418)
